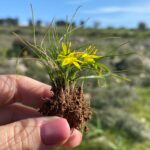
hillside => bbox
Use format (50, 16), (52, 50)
(0, 26), (150, 150)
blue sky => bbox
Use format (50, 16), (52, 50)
(0, 0), (150, 28)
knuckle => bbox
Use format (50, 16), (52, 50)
(0, 75), (16, 107)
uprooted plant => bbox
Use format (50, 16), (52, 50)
(14, 7), (129, 132)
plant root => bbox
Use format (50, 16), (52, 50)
(39, 86), (92, 131)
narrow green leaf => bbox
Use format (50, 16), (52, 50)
(30, 4), (36, 46)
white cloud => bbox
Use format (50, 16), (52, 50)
(83, 3), (150, 14)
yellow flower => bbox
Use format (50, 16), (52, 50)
(82, 53), (101, 63)
(59, 43), (102, 69)
(60, 52), (82, 69)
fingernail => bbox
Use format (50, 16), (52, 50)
(41, 118), (70, 146)
(42, 88), (54, 99)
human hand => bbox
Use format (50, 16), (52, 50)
(0, 75), (82, 150)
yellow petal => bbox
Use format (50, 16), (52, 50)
(73, 62), (81, 69)
(76, 59), (83, 63)
(62, 58), (70, 66)
(82, 53), (88, 58)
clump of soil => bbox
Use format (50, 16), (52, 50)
(39, 86), (92, 131)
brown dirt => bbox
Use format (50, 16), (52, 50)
(39, 86), (92, 131)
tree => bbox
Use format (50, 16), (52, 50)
(138, 22), (147, 30)
(28, 19), (32, 27)
(0, 18), (18, 26)
(36, 20), (42, 27)
(93, 21), (100, 29)
(0, 19), (5, 26)
(55, 20), (67, 26)
(7, 18), (18, 26)
(71, 22), (76, 27)
(80, 20), (85, 28)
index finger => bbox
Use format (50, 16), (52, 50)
(0, 75), (53, 108)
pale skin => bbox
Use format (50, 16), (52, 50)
(0, 75), (82, 150)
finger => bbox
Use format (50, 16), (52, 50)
(0, 117), (71, 150)
(63, 129), (82, 148)
(0, 103), (42, 125)
(0, 75), (53, 108)
(0, 103), (83, 149)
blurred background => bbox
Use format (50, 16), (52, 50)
(0, 0), (150, 149)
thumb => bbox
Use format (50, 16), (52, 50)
(0, 117), (70, 150)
